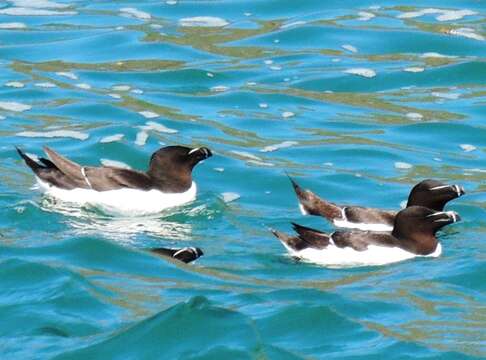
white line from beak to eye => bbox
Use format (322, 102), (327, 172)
(173, 247), (190, 257)
(430, 185), (450, 191)
(188, 148), (200, 155)
(427, 211), (446, 218)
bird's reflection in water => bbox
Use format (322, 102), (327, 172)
(38, 196), (195, 245)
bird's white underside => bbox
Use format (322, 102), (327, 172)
(35, 177), (197, 215)
(282, 241), (442, 267)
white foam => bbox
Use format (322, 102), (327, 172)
(357, 11), (375, 21)
(260, 141), (298, 153)
(436, 9), (477, 21)
(131, 89), (143, 94)
(36, 178), (197, 216)
(112, 85), (130, 91)
(432, 92), (460, 100)
(259, 103), (268, 109)
(100, 134), (124, 143)
(166, 0), (177, 5)
(108, 93), (121, 99)
(75, 83), (91, 90)
(0, 7), (76, 15)
(0, 101), (31, 112)
(139, 110), (158, 119)
(344, 68), (376, 78)
(213, 167), (224, 172)
(395, 161), (413, 169)
(10, 0), (68, 8)
(179, 16), (228, 27)
(247, 160), (275, 167)
(406, 112), (423, 120)
(210, 85), (229, 92)
(206, 72), (214, 78)
(395, 8), (476, 21)
(56, 71), (77, 80)
(17, 129), (89, 140)
(404, 67), (424, 73)
(342, 44), (358, 53)
(231, 150), (262, 161)
(100, 159), (131, 169)
(282, 111), (295, 118)
(449, 28), (484, 41)
(221, 192), (240, 203)
(5, 81), (24, 88)
(0, 22), (26, 29)
(269, 65), (282, 71)
(397, 8), (443, 19)
(285, 242), (441, 267)
(280, 20), (306, 29)
(135, 131), (149, 146)
(460, 144), (476, 152)
(120, 7), (151, 20)
(143, 121), (178, 134)
(421, 52), (455, 59)
(35, 82), (56, 88)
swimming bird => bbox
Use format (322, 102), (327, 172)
(272, 206), (460, 267)
(151, 246), (203, 263)
(290, 177), (464, 231)
(16, 145), (212, 215)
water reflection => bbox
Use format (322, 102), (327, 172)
(37, 195), (194, 243)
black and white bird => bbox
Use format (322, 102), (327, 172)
(272, 206), (460, 267)
(16, 145), (212, 215)
(291, 178), (464, 231)
(150, 247), (203, 264)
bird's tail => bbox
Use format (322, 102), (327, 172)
(287, 176), (343, 221)
(16, 147), (42, 174)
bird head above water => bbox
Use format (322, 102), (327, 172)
(406, 179), (465, 211)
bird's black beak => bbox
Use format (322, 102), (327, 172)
(188, 147), (212, 160)
(427, 211), (461, 223)
(454, 184), (466, 197)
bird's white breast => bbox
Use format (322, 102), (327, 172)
(285, 242), (442, 268)
(35, 177), (197, 216)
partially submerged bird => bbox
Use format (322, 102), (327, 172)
(272, 206), (460, 267)
(17, 145), (212, 215)
(151, 246), (203, 264)
(291, 178), (464, 231)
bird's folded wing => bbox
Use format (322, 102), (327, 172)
(43, 146), (84, 181)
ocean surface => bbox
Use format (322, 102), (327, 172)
(0, 0), (485, 358)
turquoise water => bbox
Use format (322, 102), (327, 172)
(1, 0), (485, 358)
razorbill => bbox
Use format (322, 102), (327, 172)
(291, 178), (465, 231)
(151, 246), (203, 263)
(272, 206), (460, 267)
(16, 145), (212, 215)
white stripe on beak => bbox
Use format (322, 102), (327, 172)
(427, 211), (458, 222)
(453, 185), (461, 197)
(445, 211), (457, 222)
